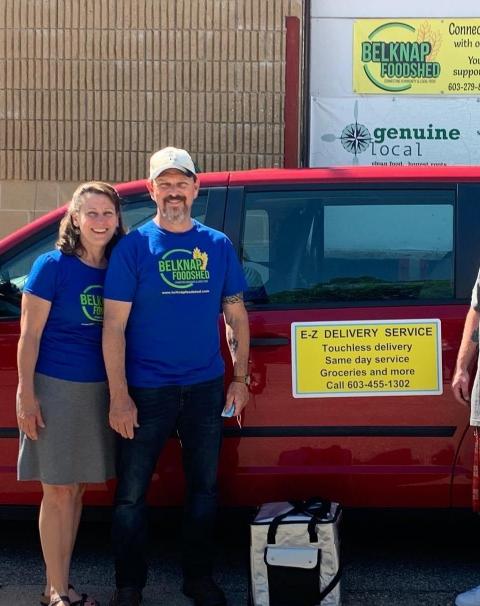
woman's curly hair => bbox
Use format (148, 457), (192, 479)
(56, 181), (126, 258)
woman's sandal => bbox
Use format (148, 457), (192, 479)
(41, 585), (98, 606)
(48, 597), (70, 606)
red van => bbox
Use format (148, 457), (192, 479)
(1, 166), (479, 511)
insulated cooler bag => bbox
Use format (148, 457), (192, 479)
(249, 499), (342, 606)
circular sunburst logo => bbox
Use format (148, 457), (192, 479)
(340, 123), (372, 155)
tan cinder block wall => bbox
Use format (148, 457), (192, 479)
(0, 0), (303, 238)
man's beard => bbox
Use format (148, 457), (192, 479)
(160, 197), (188, 224)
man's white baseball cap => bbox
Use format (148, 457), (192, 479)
(149, 147), (196, 180)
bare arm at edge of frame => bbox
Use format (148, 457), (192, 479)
(16, 293), (50, 439)
(102, 298), (138, 439)
(452, 306), (480, 405)
(222, 292), (250, 415)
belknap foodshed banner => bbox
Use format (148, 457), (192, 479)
(310, 97), (480, 166)
(354, 19), (480, 94)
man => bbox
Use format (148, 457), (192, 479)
(452, 269), (480, 606)
(103, 147), (250, 606)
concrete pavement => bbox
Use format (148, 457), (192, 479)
(0, 509), (478, 605)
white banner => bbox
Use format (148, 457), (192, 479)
(311, 0), (477, 18)
(309, 97), (480, 166)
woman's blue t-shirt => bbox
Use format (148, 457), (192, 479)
(103, 220), (247, 387)
(24, 250), (107, 382)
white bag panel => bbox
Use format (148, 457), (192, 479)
(250, 543), (269, 606)
(265, 546), (319, 569)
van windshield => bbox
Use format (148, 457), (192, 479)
(0, 192), (208, 319)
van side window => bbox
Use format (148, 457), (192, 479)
(241, 189), (454, 305)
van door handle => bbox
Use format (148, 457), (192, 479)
(250, 337), (290, 347)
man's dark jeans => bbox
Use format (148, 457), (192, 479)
(112, 375), (225, 590)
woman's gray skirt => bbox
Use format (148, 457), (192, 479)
(18, 373), (116, 484)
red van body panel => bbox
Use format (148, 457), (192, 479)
(228, 165), (480, 185)
(0, 166), (477, 509)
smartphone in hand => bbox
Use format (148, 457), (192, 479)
(221, 404), (235, 418)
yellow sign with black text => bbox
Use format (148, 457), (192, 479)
(354, 19), (480, 94)
(291, 320), (442, 398)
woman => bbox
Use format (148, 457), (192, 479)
(16, 182), (125, 606)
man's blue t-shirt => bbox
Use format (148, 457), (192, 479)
(103, 219), (247, 387)
(24, 251), (107, 382)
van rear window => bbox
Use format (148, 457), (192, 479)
(241, 189), (454, 305)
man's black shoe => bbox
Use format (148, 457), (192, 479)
(109, 587), (142, 606)
(183, 576), (227, 606)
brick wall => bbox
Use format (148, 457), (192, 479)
(0, 0), (303, 238)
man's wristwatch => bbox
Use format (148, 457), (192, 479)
(232, 374), (251, 386)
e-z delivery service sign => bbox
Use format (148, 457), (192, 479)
(291, 319), (442, 398)
(354, 19), (480, 94)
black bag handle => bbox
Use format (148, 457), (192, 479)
(302, 498), (332, 521)
(267, 499), (332, 545)
(267, 503), (302, 544)
(318, 563), (342, 602)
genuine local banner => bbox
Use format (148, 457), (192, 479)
(310, 97), (480, 166)
(354, 19), (480, 94)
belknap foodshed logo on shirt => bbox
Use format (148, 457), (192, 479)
(320, 102), (460, 165)
(159, 247), (210, 291)
(79, 284), (104, 322)
(357, 20), (442, 93)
